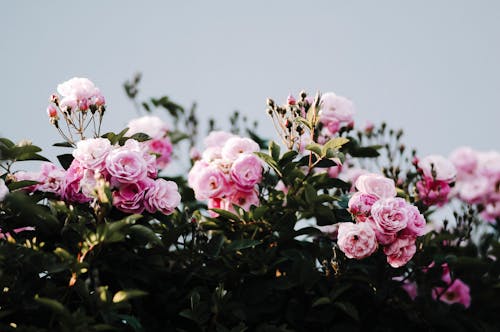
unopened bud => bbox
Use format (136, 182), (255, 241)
(49, 93), (59, 105)
(46, 105), (58, 118)
(79, 99), (88, 111)
(266, 98), (275, 108)
(285, 119), (292, 129)
(300, 90), (307, 99)
(94, 94), (105, 106)
(287, 94), (296, 106)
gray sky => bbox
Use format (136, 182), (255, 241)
(1, 1), (499, 171)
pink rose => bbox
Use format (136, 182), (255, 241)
(144, 178), (181, 215)
(355, 173), (396, 199)
(127, 116), (168, 139)
(383, 235), (416, 268)
(221, 137), (260, 161)
(113, 180), (150, 214)
(148, 137), (173, 169)
(366, 217), (397, 245)
(190, 164), (229, 200)
(224, 189), (260, 212)
(36, 162), (66, 195)
(401, 204), (426, 237)
(418, 154), (456, 183)
(416, 177), (451, 207)
(327, 164), (343, 179)
(432, 278), (471, 308)
(106, 145), (148, 184)
(204, 131), (235, 148)
(62, 160), (92, 203)
(455, 176), (490, 204)
(348, 192), (377, 222)
(371, 197), (409, 234)
(73, 138), (112, 171)
(230, 154), (263, 192)
(319, 92), (355, 122)
(337, 222), (378, 260)
(449, 147), (478, 176)
(56, 77), (104, 109)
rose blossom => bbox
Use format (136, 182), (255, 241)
(432, 278), (471, 308)
(449, 147), (478, 176)
(106, 145), (148, 184)
(319, 92), (355, 122)
(416, 177), (451, 207)
(113, 180), (151, 214)
(190, 164), (229, 200)
(36, 162), (66, 195)
(401, 204), (426, 237)
(127, 116), (168, 139)
(62, 160), (92, 203)
(371, 197), (410, 235)
(148, 137), (173, 169)
(230, 154), (263, 192)
(383, 235), (416, 268)
(456, 176), (490, 204)
(418, 154), (456, 183)
(73, 138), (112, 171)
(224, 189), (260, 212)
(144, 178), (181, 215)
(355, 173), (396, 199)
(337, 222), (378, 260)
(204, 131), (235, 148)
(0, 179), (9, 201)
(56, 77), (103, 110)
(221, 137), (260, 161)
(348, 192), (378, 222)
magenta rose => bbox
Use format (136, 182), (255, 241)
(416, 177), (451, 207)
(337, 222), (378, 260)
(144, 178), (181, 215)
(113, 180), (150, 214)
(148, 137), (173, 169)
(432, 278), (471, 308)
(230, 154), (263, 192)
(371, 197), (410, 235)
(355, 173), (396, 199)
(62, 160), (92, 203)
(383, 235), (416, 268)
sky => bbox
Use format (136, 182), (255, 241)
(1, 1), (499, 171)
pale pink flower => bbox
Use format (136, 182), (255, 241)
(204, 131), (235, 148)
(449, 147), (478, 175)
(148, 137), (173, 169)
(432, 278), (471, 308)
(456, 176), (490, 204)
(79, 169), (101, 198)
(106, 145), (148, 184)
(275, 180), (289, 195)
(341, 167), (370, 191)
(190, 164), (229, 200)
(189, 147), (201, 161)
(418, 154), (456, 183)
(0, 179), (8, 201)
(477, 151), (500, 181)
(366, 217), (397, 245)
(224, 189), (260, 212)
(230, 154), (263, 192)
(56, 77), (104, 109)
(481, 201), (500, 222)
(113, 180), (151, 214)
(202, 146), (223, 162)
(127, 116), (168, 139)
(401, 204), (426, 237)
(13, 170), (40, 192)
(319, 92), (355, 123)
(144, 178), (181, 215)
(402, 281), (418, 300)
(62, 160), (92, 203)
(383, 235), (416, 268)
(73, 138), (112, 171)
(416, 177), (451, 207)
(355, 173), (396, 199)
(348, 192), (377, 222)
(371, 197), (410, 235)
(188, 160), (209, 189)
(337, 222), (377, 259)
(36, 162), (65, 195)
(221, 137), (260, 161)
(327, 164), (343, 179)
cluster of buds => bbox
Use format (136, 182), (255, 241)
(266, 91), (320, 151)
(47, 77), (106, 145)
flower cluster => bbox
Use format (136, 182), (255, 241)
(188, 131), (262, 214)
(450, 147), (500, 221)
(416, 154), (457, 207)
(47, 77), (106, 143)
(338, 173), (426, 267)
(15, 138), (180, 215)
(127, 116), (173, 169)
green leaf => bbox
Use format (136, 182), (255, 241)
(35, 295), (69, 316)
(0, 137), (15, 148)
(333, 302), (360, 322)
(269, 141), (280, 161)
(312, 297), (332, 307)
(210, 208), (240, 221)
(53, 141), (73, 148)
(304, 184), (317, 204)
(128, 224), (163, 246)
(295, 117), (312, 130)
(322, 137), (349, 152)
(128, 133), (150, 142)
(7, 180), (38, 191)
(255, 152), (282, 177)
(57, 153), (74, 170)
(206, 233), (225, 257)
(112, 289), (148, 303)
(305, 143), (322, 156)
(225, 239), (261, 251)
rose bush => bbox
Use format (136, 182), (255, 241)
(0, 76), (498, 331)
